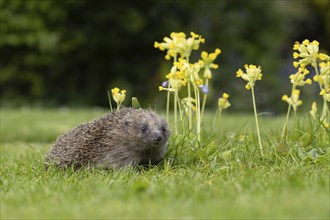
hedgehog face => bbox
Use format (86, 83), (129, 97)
(125, 111), (169, 150)
(139, 117), (169, 148)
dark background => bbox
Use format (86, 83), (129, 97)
(1, 0), (329, 112)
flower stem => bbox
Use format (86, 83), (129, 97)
(195, 86), (201, 142)
(167, 56), (177, 123)
(211, 108), (223, 136)
(166, 89), (170, 123)
(201, 79), (208, 122)
(313, 59), (324, 91)
(313, 60), (329, 122)
(280, 85), (296, 143)
(117, 103), (121, 110)
(176, 93), (183, 127)
(187, 82), (192, 130)
(281, 104), (291, 143)
(174, 92), (178, 135)
(107, 90), (113, 112)
(218, 108), (223, 137)
(186, 56), (193, 130)
(251, 86), (264, 157)
(212, 108), (219, 129)
(321, 98), (329, 122)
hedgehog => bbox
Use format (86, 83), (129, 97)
(45, 108), (169, 169)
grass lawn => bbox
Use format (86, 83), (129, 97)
(1, 108), (329, 219)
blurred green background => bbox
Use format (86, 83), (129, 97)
(1, 0), (329, 112)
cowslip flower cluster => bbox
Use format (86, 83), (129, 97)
(316, 61), (330, 101)
(200, 49), (221, 79)
(111, 87), (126, 109)
(293, 40), (319, 67)
(282, 66), (311, 120)
(212, 93), (231, 131)
(281, 39), (329, 142)
(218, 93), (231, 110)
(155, 32), (221, 139)
(154, 32), (205, 60)
(236, 64), (262, 90)
(292, 39), (329, 123)
(282, 89), (303, 113)
(290, 66), (312, 87)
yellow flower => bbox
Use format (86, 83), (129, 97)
(292, 39), (319, 67)
(282, 89), (303, 112)
(154, 32), (186, 60)
(191, 62), (203, 86)
(154, 32), (205, 60)
(218, 93), (231, 110)
(293, 61), (300, 68)
(310, 101), (317, 120)
(174, 58), (188, 70)
(160, 58), (196, 93)
(293, 41), (300, 50)
(320, 89), (330, 102)
(236, 64), (262, 90)
(293, 52), (299, 59)
(169, 78), (183, 92)
(200, 48), (221, 79)
(282, 94), (289, 101)
(289, 66), (312, 87)
(315, 61), (330, 90)
(182, 97), (197, 115)
(182, 32), (205, 58)
(173, 58), (204, 87)
(319, 53), (330, 61)
(236, 69), (244, 77)
(111, 87), (126, 108)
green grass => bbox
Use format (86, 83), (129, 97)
(1, 108), (329, 219)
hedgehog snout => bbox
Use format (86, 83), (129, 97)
(154, 135), (162, 144)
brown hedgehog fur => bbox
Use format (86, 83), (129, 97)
(45, 108), (169, 169)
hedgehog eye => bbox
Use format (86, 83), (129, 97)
(161, 126), (166, 133)
(142, 125), (148, 133)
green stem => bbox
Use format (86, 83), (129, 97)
(174, 92), (178, 135)
(186, 57), (192, 130)
(321, 98), (329, 123)
(201, 79), (208, 122)
(107, 90), (113, 112)
(167, 56), (177, 123)
(187, 84), (192, 130)
(313, 60), (329, 122)
(219, 109), (223, 137)
(251, 86), (264, 158)
(195, 86), (201, 142)
(175, 92), (184, 129)
(166, 90), (170, 123)
(212, 108), (223, 136)
(281, 104), (291, 143)
(293, 107), (301, 133)
(187, 83), (191, 128)
(313, 59), (324, 91)
(280, 85), (295, 143)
